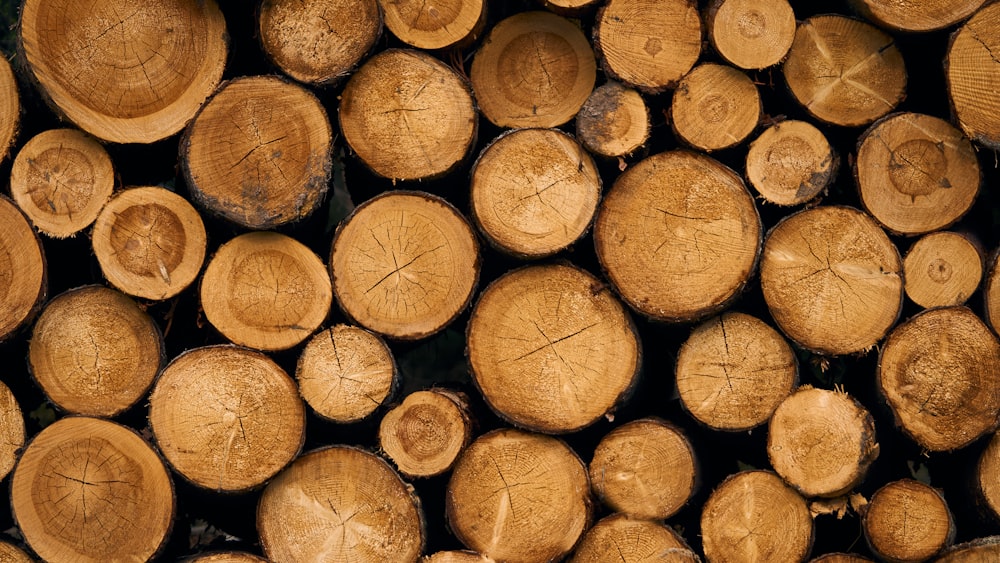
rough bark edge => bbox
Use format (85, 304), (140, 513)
(0, 194), (47, 345)
(575, 81), (652, 161)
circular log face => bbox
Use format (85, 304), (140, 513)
(331, 191), (479, 340)
(379, 389), (471, 478)
(187, 552), (268, 563)
(903, 231), (982, 308)
(258, 445), (424, 562)
(708, 0), (796, 70)
(989, 252), (1000, 336)
(575, 81), (650, 158)
(746, 119), (837, 206)
(380, 0), (485, 50)
(879, 306), (1000, 452)
(857, 0), (984, 31)
(593, 150), (761, 322)
(467, 263), (639, 433)
(0, 542), (32, 563)
(19, 0), (227, 144)
(863, 479), (953, 562)
(570, 513), (697, 562)
(978, 431), (1000, 521)
(0, 381), (24, 483)
(11, 417), (174, 563)
(948, 3), (1000, 149)
(0, 56), (17, 163)
(671, 63), (761, 152)
(0, 195), (46, 342)
(938, 538), (1000, 561)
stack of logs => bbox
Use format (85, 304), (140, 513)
(2, 0), (1000, 561)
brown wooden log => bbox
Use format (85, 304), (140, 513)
(28, 285), (163, 417)
(0, 380), (24, 483)
(258, 445), (424, 562)
(541, 0), (601, 16)
(593, 150), (762, 323)
(0, 195), (46, 343)
(569, 513), (699, 562)
(379, 388), (472, 478)
(855, 112), (980, 236)
(378, 0), (485, 50)
(706, 0), (796, 70)
(200, 231), (332, 351)
(148, 345), (305, 492)
(936, 536), (1000, 562)
(469, 128), (600, 259)
(11, 416), (175, 562)
(670, 62), (761, 152)
(445, 428), (591, 563)
(879, 306), (1000, 452)
(0, 541), (33, 563)
(184, 552), (268, 563)
(340, 48), (477, 181)
(978, 431), (1000, 522)
(745, 119), (838, 206)
(466, 263), (640, 434)
(863, 479), (954, 562)
(987, 247), (1000, 336)
(593, 0), (702, 94)
(181, 75), (332, 229)
(330, 190), (479, 340)
(471, 11), (596, 128)
(903, 231), (982, 309)
(810, 555), (874, 563)
(782, 15), (906, 127)
(18, 0), (227, 143)
(675, 311), (798, 432)
(258, 0), (381, 86)
(947, 4), (1000, 149)
(0, 55), (18, 163)
(422, 551), (490, 563)
(760, 205), (902, 356)
(852, 0), (985, 32)
(575, 81), (650, 159)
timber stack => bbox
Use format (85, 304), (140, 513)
(4, 0), (1000, 561)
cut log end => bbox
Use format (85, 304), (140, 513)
(0, 55), (18, 163)
(379, 388), (472, 478)
(903, 231), (982, 308)
(854, 0), (986, 32)
(863, 479), (954, 562)
(707, 0), (796, 70)
(746, 119), (837, 206)
(0, 381), (25, 483)
(575, 81), (650, 158)
(671, 62), (761, 152)
(947, 4), (1000, 149)
(0, 195), (47, 343)
(569, 513), (698, 562)
(379, 0), (485, 50)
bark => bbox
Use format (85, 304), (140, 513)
(575, 81), (650, 158)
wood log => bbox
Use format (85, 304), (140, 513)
(987, 248), (1000, 336)
(469, 128), (600, 259)
(378, 388), (472, 478)
(593, 150), (761, 323)
(675, 311), (797, 432)
(422, 551), (490, 563)
(851, 0), (985, 32)
(181, 75), (332, 229)
(340, 48), (476, 181)
(879, 306), (1000, 452)
(760, 205), (902, 356)
(947, 4), (1000, 149)
(978, 431), (1000, 522)
(0, 541), (32, 563)
(200, 231), (332, 351)
(28, 285), (163, 417)
(569, 513), (699, 562)
(903, 231), (982, 308)
(700, 470), (814, 563)
(184, 552), (268, 563)
(330, 190), (479, 340)
(0, 380), (24, 483)
(0, 55), (18, 163)
(936, 536), (1000, 562)
(258, 0), (381, 86)
(445, 428), (591, 563)
(378, 0), (485, 50)
(863, 479), (954, 562)
(541, 0), (601, 16)
(11, 416), (174, 562)
(258, 445), (424, 562)
(18, 0), (227, 143)
(466, 263), (639, 433)
(670, 62), (761, 152)
(0, 195), (46, 343)
(745, 119), (837, 206)
(706, 0), (796, 70)
(588, 418), (697, 520)
(855, 112), (980, 236)
(148, 345), (305, 492)
(9, 128), (114, 239)
(767, 386), (879, 498)
(471, 11), (595, 128)
(782, 15), (906, 127)
(575, 81), (650, 159)
(296, 324), (397, 423)
(593, 0), (702, 94)
(810, 555), (874, 563)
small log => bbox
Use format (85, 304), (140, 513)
(471, 11), (596, 128)
(903, 231), (982, 308)
(91, 185), (207, 301)
(0, 55), (18, 163)
(745, 119), (837, 206)
(378, 388), (472, 478)
(575, 81), (650, 158)
(706, 0), (796, 70)
(201, 231), (332, 351)
(863, 479), (954, 562)
(593, 150), (762, 323)
(810, 555), (874, 563)
(593, 0), (702, 94)
(0, 195), (46, 343)
(978, 431), (1000, 522)
(148, 345), (305, 492)
(675, 311), (798, 432)
(331, 191), (479, 340)
(9, 128), (114, 239)
(879, 306), (1000, 452)
(767, 386), (879, 498)
(569, 513), (699, 562)
(296, 324), (397, 423)
(760, 205), (902, 356)
(469, 128), (600, 259)
(852, 0), (985, 32)
(28, 285), (163, 417)
(378, 0), (485, 50)
(987, 248), (1000, 335)
(185, 552), (268, 563)
(671, 62), (761, 152)
(782, 15), (906, 127)
(181, 75), (332, 229)
(11, 416), (174, 562)
(0, 380), (24, 482)
(589, 418), (697, 520)
(258, 445), (424, 562)
(701, 470), (814, 563)
(936, 537), (1000, 562)
(422, 552), (490, 563)
(541, 0), (601, 16)
(340, 48), (476, 181)
(445, 428), (591, 563)
(18, 0), (227, 143)
(947, 4), (1000, 149)
(855, 112), (980, 236)
(258, 0), (381, 86)
(466, 263), (640, 433)
(0, 542), (32, 563)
